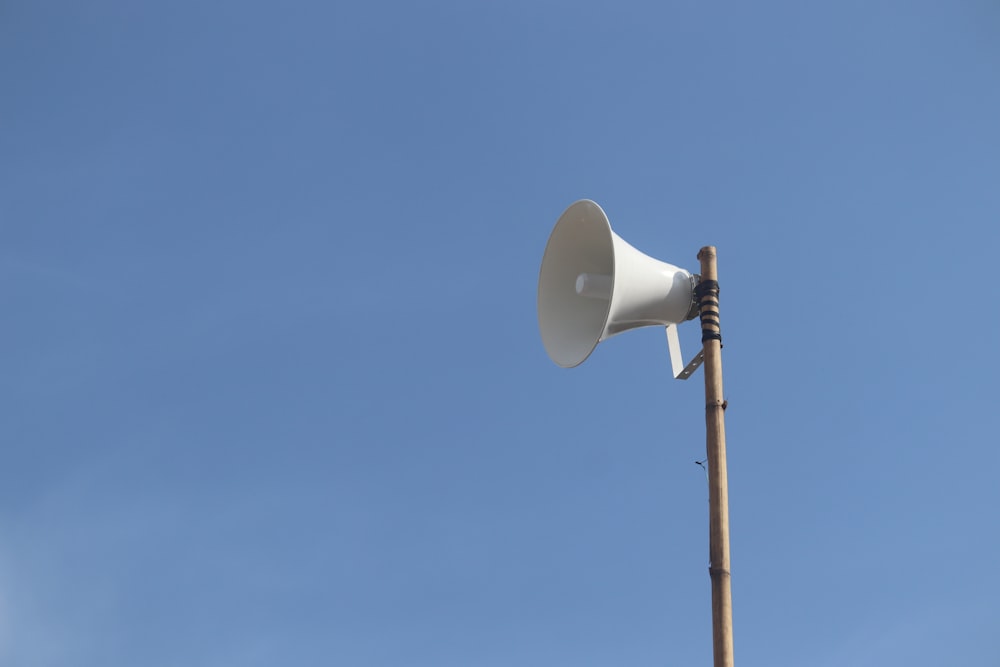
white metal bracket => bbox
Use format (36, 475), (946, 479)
(666, 324), (704, 380)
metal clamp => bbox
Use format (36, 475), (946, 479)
(666, 324), (705, 380)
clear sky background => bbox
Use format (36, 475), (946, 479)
(3, 1), (999, 665)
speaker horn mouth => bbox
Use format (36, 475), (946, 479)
(537, 200), (615, 367)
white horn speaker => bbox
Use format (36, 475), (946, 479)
(537, 199), (698, 368)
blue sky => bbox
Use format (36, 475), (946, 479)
(2, 1), (999, 665)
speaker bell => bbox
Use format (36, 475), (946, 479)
(537, 199), (697, 367)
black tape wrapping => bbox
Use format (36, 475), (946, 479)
(694, 280), (720, 298)
(696, 279), (722, 346)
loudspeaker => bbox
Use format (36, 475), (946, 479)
(537, 199), (697, 367)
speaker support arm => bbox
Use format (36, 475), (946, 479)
(666, 324), (704, 380)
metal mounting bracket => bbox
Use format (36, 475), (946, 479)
(666, 324), (704, 380)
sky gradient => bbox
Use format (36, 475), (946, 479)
(3, 2), (1000, 665)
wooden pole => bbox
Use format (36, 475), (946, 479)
(697, 246), (734, 667)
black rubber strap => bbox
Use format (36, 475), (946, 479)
(694, 280), (720, 298)
(696, 279), (722, 346)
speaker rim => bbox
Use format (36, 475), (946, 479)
(537, 199), (615, 368)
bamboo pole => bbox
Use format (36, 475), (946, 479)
(697, 246), (734, 667)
